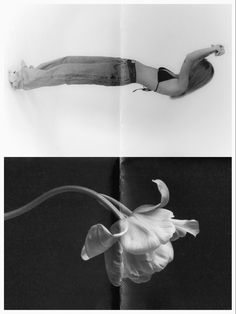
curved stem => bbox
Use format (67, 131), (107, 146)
(4, 186), (124, 221)
(101, 194), (132, 216)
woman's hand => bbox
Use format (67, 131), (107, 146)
(211, 44), (225, 56)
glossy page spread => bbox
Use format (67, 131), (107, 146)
(2, 2), (234, 311)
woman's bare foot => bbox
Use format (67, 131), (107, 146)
(8, 61), (28, 89)
(8, 70), (22, 89)
(8, 61), (37, 89)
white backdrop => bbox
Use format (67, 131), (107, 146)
(3, 3), (232, 156)
(120, 4), (232, 156)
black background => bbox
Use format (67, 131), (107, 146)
(120, 158), (231, 309)
(5, 157), (231, 309)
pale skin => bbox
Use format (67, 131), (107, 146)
(136, 44), (225, 96)
(8, 45), (225, 95)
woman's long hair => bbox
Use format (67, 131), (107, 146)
(187, 58), (214, 93)
(173, 58), (214, 98)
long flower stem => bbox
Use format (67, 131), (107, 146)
(4, 186), (124, 221)
(101, 194), (132, 216)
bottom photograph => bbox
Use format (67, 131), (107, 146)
(4, 157), (231, 310)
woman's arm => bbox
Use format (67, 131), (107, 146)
(176, 45), (225, 93)
(186, 45), (225, 61)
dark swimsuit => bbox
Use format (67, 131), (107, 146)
(132, 66), (176, 92)
(154, 67), (176, 91)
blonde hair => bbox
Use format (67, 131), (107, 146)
(171, 59), (214, 98)
(187, 58), (214, 94)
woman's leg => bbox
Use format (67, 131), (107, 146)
(9, 58), (135, 90)
(36, 56), (121, 70)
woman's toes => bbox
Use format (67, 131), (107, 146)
(8, 70), (22, 89)
(8, 71), (17, 83)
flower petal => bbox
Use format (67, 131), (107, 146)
(81, 220), (128, 260)
(171, 219), (199, 241)
(120, 208), (175, 254)
(152, 179), (170, 208)
(133, 204), (156, 214)
(104, 242), (124, 287)
(104, 220), (129, 286)
(128, 273), (152, 284)
(150, 241), (174, 271)
(123, 242), (174, 284)
(134, 179), (169, 214)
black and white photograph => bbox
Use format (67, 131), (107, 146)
(0, 0), (235, 313)
(4, 157), (231, 309)
(3, 3), (232, 156)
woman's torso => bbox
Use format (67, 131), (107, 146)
(134, 61), (178, 95)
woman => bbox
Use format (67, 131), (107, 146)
(8, 45), (225, 97)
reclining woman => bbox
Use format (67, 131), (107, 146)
(9, 44), (225, 97)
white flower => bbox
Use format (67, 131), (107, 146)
(81, 180), (199, 286)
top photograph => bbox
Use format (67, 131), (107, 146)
(3, 3), (233, 156)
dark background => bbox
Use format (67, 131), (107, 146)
(120, 157), (232, 309)
(4, 158), (120, 309)
(5, 157), (231, 309)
